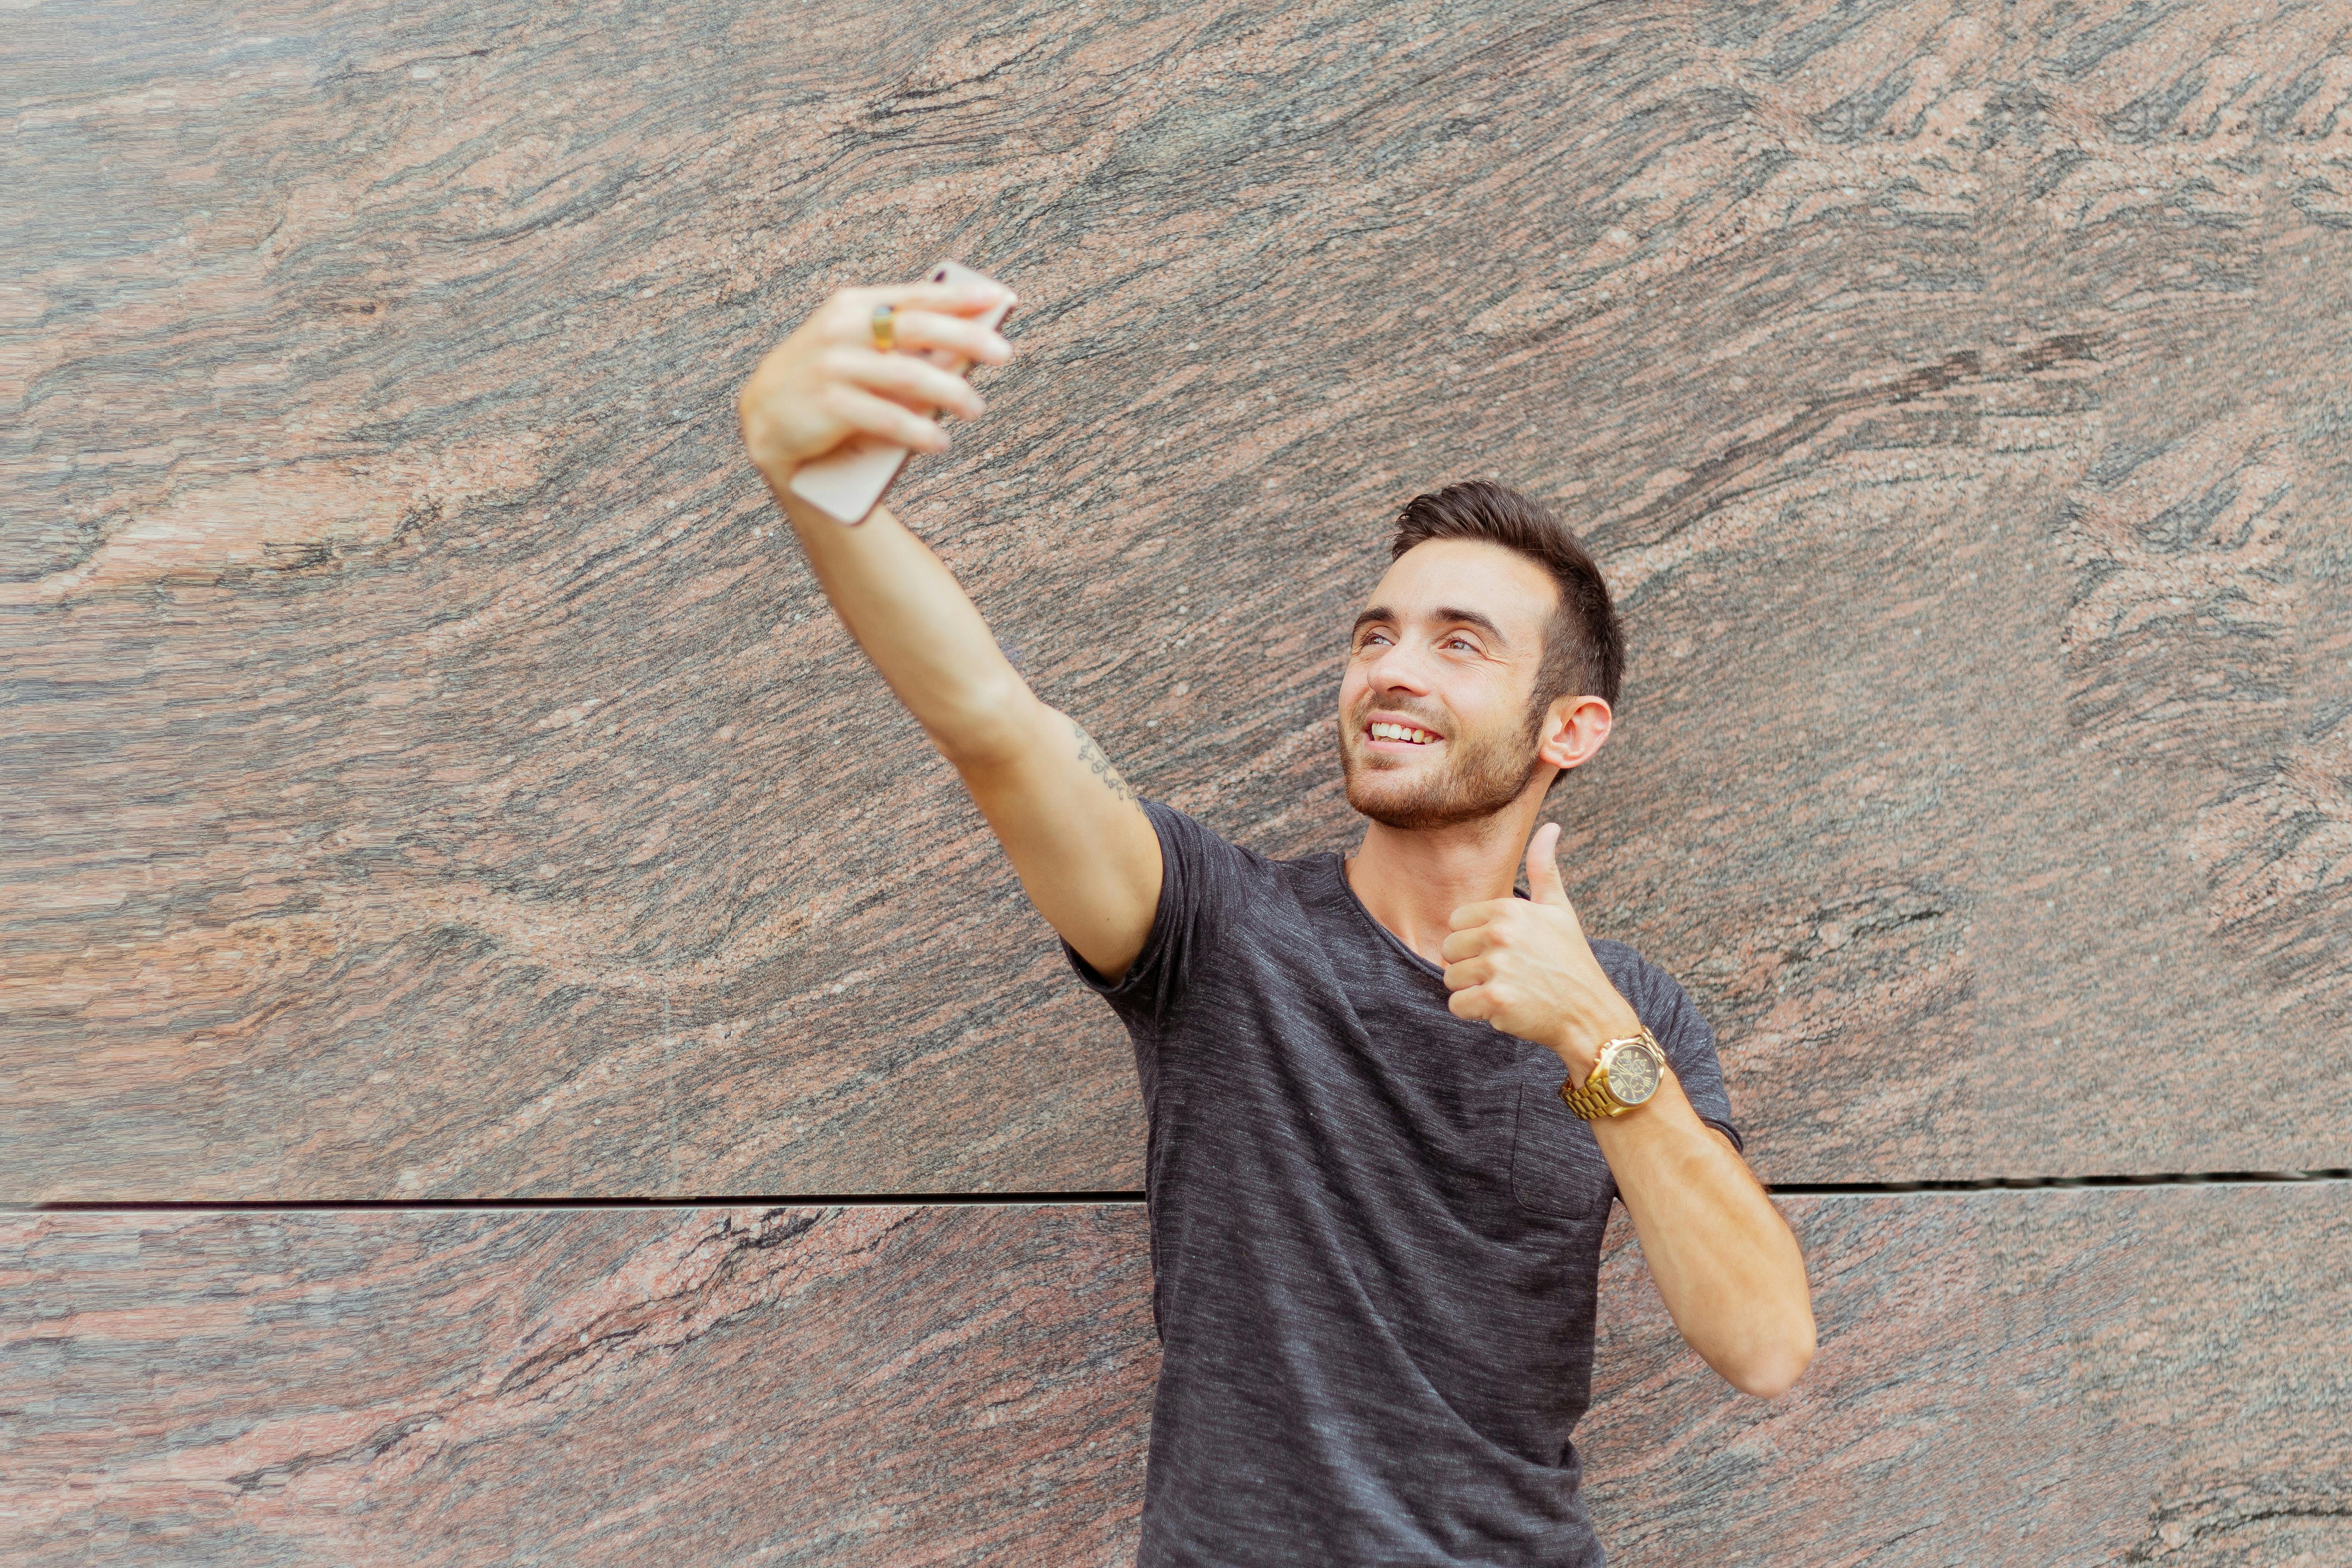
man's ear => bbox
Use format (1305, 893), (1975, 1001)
(1537, 694), (1613, 774)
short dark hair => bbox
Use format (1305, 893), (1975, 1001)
(1389, 479), (1624, 712)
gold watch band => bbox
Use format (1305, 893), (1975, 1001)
(1559, 1027), (1664, 1120)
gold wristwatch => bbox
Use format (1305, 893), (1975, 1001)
(1561, 1027), (1667, 1120)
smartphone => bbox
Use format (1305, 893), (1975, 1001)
(786, 259), (1015, 525)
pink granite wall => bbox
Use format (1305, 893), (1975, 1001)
(6, 0), (2348, 1561)
(7, 1188), (2348, 1565)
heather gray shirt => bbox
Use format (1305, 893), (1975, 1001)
(1064, 801), (1741, 1568)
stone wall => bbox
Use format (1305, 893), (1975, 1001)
(6, 0), (2348, 1561)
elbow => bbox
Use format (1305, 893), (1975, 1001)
(1723, 1321), (1816, 1401)
(932, 678), (1045, 771)
(1728, 1356), (1808, 1402)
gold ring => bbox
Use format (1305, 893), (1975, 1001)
(871, 304), (895, 352)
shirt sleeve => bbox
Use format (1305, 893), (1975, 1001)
(1058, 799), (1228, 1034)
(1626, 951), (1744, 1153)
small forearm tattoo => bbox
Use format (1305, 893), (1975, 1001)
(1071, 719), (1138, 804)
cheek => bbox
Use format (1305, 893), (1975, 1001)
(1434, 684), (1506, 743)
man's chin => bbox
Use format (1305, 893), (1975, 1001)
(1341, 748), (1544, 833)
(1345, 774), (1472, 832)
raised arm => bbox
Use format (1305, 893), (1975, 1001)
(735, 278), (1161, 981)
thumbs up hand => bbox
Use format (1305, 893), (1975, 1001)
(1440, 822), (1648, 1085)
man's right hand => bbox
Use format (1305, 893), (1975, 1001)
(735, 273), (1162, 985)
(736, 279), (1015, 480)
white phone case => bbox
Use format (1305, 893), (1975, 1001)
(786, 260), (1013, 525)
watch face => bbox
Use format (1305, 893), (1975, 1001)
(1607, 1041), (1662, 1105)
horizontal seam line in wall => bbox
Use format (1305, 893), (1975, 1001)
(9, 1171), (2349, 1214)
(1769, 1168), (2351, 1195)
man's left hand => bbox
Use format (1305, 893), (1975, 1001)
(1440, 822), (1644, 1085)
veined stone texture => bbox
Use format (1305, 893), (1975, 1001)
(0, 1204), (1159, 1567)
(11, 4), (2350, 1563)
(4, 1187), (2346, 1566)
(4, 4), (2348, 1200)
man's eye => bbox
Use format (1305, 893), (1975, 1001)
(1443, 636), (1476, 652)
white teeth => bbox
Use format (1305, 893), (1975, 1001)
(1370, 722), (1438, 744)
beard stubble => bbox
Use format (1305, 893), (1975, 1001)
(1338, 697), (1546, 831)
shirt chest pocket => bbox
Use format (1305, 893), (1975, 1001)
(1508, 1050), (1617, 1220)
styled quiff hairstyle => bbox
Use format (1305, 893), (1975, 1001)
(1389, 479), (1625, 716)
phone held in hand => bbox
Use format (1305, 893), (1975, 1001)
(786, 259), (1015, 526)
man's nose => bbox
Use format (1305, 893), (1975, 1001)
(1364, 640), (1432, 695)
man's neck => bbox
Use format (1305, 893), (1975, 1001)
(1344, 800), (1544, 966)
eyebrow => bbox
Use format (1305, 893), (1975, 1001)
(1352, 604), (1512, 646)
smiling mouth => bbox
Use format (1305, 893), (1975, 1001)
(1367, 721), (1443, 746)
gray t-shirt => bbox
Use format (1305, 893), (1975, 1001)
(1063, 801), (1741, 1568)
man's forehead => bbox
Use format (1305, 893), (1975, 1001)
(1360, 539), (1557, 632)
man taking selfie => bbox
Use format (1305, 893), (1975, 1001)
(736, 274), (1815, 1566)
